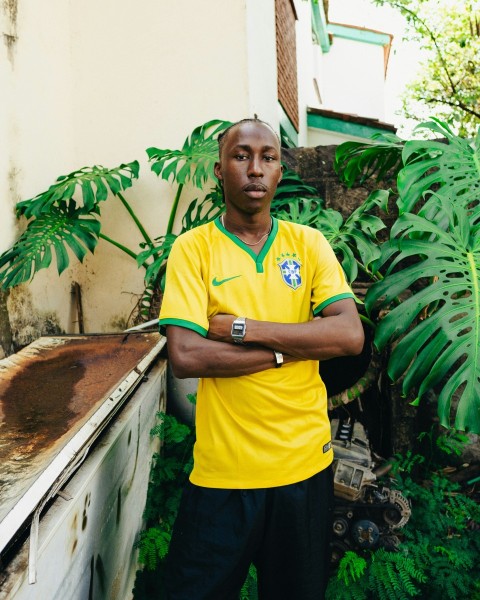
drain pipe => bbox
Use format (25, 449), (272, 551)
(124, 318), (159, 332)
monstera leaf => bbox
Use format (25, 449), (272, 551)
(0, 205), (101, 287)
(147, 120), (232, 189)
(314, 190), (389, 283)
(397, 119), (480, 215)
(16, 162), (140, 219)
(366, 198), (480, 433)
(334, 131), (404, 188)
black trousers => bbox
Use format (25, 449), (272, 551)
(164, 467), (334, 600)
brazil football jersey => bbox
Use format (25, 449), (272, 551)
(159, 216), (354, 488)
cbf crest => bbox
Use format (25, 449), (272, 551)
(277, 253), (302, 290)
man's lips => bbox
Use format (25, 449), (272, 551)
(243, 183), (267, 197)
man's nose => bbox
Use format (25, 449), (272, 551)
(247, 156), (263, 177)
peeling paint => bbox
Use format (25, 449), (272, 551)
(7, 285), (63, 349)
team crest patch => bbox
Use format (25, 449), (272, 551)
(277, 253), (302, 290)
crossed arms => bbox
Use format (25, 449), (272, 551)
(166, 298), (364, 379)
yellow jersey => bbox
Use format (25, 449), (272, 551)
(159, 217), (354, 488)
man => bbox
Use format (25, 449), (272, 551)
(159, 118), (364, 599)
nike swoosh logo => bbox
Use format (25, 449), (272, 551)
(212, 275), (242, 286)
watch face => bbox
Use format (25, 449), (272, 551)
(232, 318), (246, 342)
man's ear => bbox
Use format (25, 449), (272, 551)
(277, 164), (284, 184)
(214, 162), (222, 181)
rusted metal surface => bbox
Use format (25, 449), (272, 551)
(0, 333), (162, 524)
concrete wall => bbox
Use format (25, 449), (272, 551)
(0, 0), (282, 342)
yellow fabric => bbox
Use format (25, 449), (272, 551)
(159, 217), (354, 488)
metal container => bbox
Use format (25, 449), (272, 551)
(0, 333), (166, 599)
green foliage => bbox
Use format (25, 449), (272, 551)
(337, 550), (367, 586)
(397, 119), (480, 215)
(314, 189), (389, 282)
(133, 408), (195, 599)
(367, 196), (480, 431)
(240, 564), (258, 600)
(334, 131), (404, 188)
(147, 120), (231, 189)
(0, 162), (139, 287)
(373, 0), (480, 136)
(335, 119), (480, 432)
(0, 207), (101, 288)
(16, 161), (140, 219)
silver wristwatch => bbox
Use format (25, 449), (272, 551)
(231, 317), (247, 344)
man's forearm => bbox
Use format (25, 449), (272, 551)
(244, 315), (363, 360)
(167, 326), (300, 379)
(207, 299), (364, 361)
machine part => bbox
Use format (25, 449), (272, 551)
(332, 459), (376, 501)
(330, 417), (412, 558)
(351, 519), (380, 549)
(332, 517), (349, 538)
(331, 418), (372, 467)
(383, 489), (411, 528)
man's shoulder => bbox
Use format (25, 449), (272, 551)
(277, 218), (322, 240)
(173, 221), (217, 246)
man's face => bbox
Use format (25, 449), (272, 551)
(214, 121), (283, 217)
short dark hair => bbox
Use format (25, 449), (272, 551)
(217, 118), (281, 157)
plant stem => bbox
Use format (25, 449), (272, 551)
(166, 183), (184, 235)
(359, 314), (376, 329)
(117, 192), (154, 246)
(98, 233), (148, 268)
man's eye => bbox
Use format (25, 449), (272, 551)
(264, 155), (276, 162)
(235, 154), (248, 160)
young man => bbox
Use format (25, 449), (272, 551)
(159, 118), (364, 599)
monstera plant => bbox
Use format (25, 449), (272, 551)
(334, 119), (480, 434)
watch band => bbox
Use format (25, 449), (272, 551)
(273, 350), (283, 368)
(231, 317), (247, 344)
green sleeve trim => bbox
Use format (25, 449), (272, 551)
(313, 293), (354, 316)
(158, 318), (208, 337)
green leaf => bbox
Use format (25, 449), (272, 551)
(147, 119), (232, 189)
(0, 206), (101, 288)
(397, 120), (480, 215)
(16, 161), (139, 219)
(334, 132), (405, 187)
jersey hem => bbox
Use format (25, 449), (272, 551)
(189, 452), (333, 489)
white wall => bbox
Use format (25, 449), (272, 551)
(322, 36), (386, 120)
(2, 0), (282, 335)
(294, 0), (317, 146)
